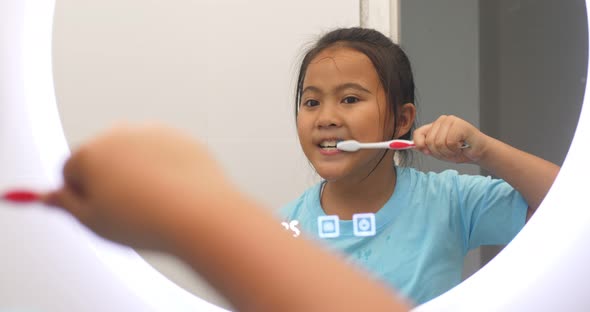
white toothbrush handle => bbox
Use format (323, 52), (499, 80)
(357, 142), (392, 149)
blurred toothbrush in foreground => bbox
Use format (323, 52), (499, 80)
(1, 190), (42, 203)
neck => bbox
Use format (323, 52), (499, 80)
(321, 154), (397, 220)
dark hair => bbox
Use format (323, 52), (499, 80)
(295, 27), (416, 166)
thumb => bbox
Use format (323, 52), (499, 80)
(42, 187), (90, 223)
(412, 123), (432, 154)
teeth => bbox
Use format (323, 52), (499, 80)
(319, 140), (339, 148)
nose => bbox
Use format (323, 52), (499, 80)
(316, 102), (342, 129)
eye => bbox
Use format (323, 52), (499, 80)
(342, 96), (360, 104)
(303, 99), (320, 107)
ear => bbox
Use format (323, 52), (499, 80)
(395, 103), (416, 139)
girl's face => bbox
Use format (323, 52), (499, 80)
(297, 46), (395, 182)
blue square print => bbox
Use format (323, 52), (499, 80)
(353, 213), (376, 237)
(317, 215), (340, 238)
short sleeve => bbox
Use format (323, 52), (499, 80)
(455, 174), (528, 251)
(277, 198), (300, 220)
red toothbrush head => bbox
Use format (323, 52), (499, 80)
(388, 141), (415, 150)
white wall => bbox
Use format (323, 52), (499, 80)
(53, 0), (359, 308)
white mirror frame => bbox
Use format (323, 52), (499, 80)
(1, 0), (589, 311)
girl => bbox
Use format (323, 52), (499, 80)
(280, 27), (559, 304)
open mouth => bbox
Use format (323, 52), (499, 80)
(318, 139), (342, 150)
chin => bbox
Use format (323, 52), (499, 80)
(312, 161), (360, 182)
(314, 168), (346, 182)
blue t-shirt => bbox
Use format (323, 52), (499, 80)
(279, 167), (527, 304)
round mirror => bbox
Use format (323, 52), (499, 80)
(51, 0), (587, 309)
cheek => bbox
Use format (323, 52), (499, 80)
(296, 117), (311, 144)
(296, 114), (313, 132)
(384, 116), (396, 138)
(295, 119), (304, 137)
(375, 108), (396, 139)
(352, 109), (387, 140)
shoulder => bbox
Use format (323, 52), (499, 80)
(398, 166), (462, 189)
(398, 167), (510, 202)
(401, 167), (498, 187)
(398, 166), (459, 179)
(278, 195), (305, 220)
(277, 182), (322, 220)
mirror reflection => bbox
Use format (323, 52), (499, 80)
(52, 0), (587, 309)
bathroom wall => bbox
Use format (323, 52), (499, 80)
(53, 0), (360, 308)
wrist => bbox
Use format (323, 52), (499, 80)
(469, 132), (494, 164)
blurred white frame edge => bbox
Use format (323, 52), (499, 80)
(3, 0), (228, 311)
(1, 0), (589, 311)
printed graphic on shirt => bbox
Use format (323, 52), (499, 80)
(353, 213), (376, 237)
(317, 215), (340, 238)
(281, 220), (301, 237)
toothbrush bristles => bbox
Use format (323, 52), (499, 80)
(336, 140), (360, 152)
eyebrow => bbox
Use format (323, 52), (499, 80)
(302, 82), (373, 95)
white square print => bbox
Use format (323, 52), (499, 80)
(317, 215), (340, 238)
(353, 213), (376, 237)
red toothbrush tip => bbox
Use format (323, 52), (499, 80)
(2, 190), (41, 203)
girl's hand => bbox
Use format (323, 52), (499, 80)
(42, 124), (234, 253)
(413, 115), (488, 164)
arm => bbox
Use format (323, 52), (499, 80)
(413, 115), (559, 217)
(43, 125), (410, 312)
(474, 135), (559, 216)
(171, 191), (409, 311)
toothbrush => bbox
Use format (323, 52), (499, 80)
(336, 139), (470, 152)
(1, 190), (42, 203)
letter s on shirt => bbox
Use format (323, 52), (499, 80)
(281, 220), (300, 238)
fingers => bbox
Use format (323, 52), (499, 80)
(41, 145), (92, 222)
(41, 187), (90, 223)
(413, 115), (471, 163)
(432, 117), (459, 159)
(62, 146), (90, 198)
(412, 123), (431, 155)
